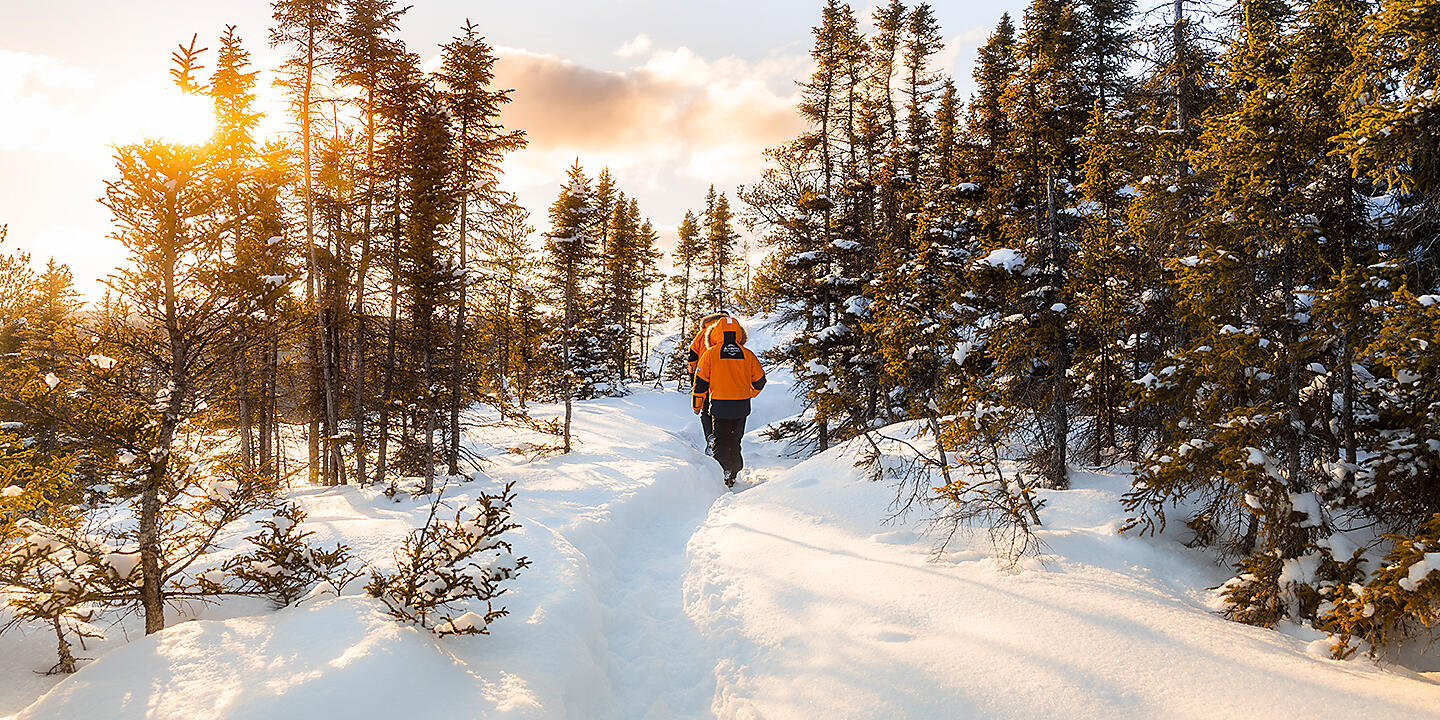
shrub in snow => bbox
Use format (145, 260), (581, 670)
(4, 431), (277, 653)
(203, 503), (361, 608)
(366, 482), (529, 636)
(934, 395), (1045, 565)
(1216, 544), (1364, 629)
(0, 444), (100, 674)
(1318, 514), (1440, 659)
(856, 386), (1045, 567)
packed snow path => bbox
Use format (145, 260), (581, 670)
(9, 368), (1440, 718)
(554, 397), (723, 718)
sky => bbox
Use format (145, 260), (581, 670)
(0, 0), (1028, 296)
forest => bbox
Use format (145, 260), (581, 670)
(0, 0), (1437, 697)
(741, 0), (1440, 657)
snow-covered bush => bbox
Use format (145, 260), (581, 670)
(855, 393), (1045, 567)
(1318, 514), (1440, 658)
(202, 502), (361, 608)
(1215, 544), (1364, 628)
(0, 442), (98, 674)
(934, 395), (1046, 565)
(1, 436), (283, 671)
(366, 482), (529, 636)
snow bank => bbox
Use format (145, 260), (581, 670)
(683, 436), (1440, 719)
(11, 598), (539, 720)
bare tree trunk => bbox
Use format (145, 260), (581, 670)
(1282, 240), (1302, 490)
(562, 259), (575, 454)
(140, 413), (175, 634)
(448, 144), (470, 475)
(261, 333), (277, 475)
(237, 348), (252, 469)
(679, 265), (691, 392)
(499, 275), (515, 416)
(1046, 172), (1069, 489)
(143, 250), (186, 633)
(424, 347), (437, 493)
(50, 617), (77, 674)
(258, 350), (271, 473)
(353, 268), (370, 483)
(375, 242), (400, 484)
(1174, 0), (1191, 178)
(328, 198), (350, 486)
(638, 280), (650, 378)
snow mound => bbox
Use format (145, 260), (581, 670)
(979, 248), (1025, 271)
(683, 433), (1440, 719)
(11, 598), (541, 720)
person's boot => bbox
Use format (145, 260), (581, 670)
(723, 470), (737, 488)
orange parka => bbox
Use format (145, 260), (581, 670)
(692, 317), (766, 419)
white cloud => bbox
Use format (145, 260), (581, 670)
(487, 41), (805, 265)
(939, 24), (993, 99)
(614, 34), (652, 58)
(493, 42), (801, 174)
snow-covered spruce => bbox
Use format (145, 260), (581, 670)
(203, 502), (363, 608)
(365, 481), (529, 636)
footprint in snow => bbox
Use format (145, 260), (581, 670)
(728, 468), (774, 492)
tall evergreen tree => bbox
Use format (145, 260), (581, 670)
(334, 0), (406, 486)
(209, 26), (267, 474)
(542, 162), (595, 453)
(702, 188), (740, 310)
(399, 103), (457, 493)
(436, 20), (526, 474)
(671, 208), (703, 372)
(271, 0), (341, 485)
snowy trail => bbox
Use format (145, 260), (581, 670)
(2, 387), (740, 720)
(482, 393), (730, 720)
(561, 398), (724, 719)
(592, 471), (716, 719)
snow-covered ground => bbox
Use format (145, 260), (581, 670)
(5, 319), (1440, 719)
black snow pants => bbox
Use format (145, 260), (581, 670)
(712, 416), (746, 478)
(700, 395), (714, 442)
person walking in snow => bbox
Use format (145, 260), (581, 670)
(691, 316), (766, 487)
(687, 311), (730, 455)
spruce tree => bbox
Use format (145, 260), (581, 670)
(102, 136), (239, 632)
(334, 0), (406, 486)
(437, 20), (526, 473)
(542, 162), (595, 453)
(1068, 0), (1138, 462)
(271, 0), (342, 486)
(1125, 0), (1347, 626)
(970, 0), (1088, 489)
(671, 209), (703, 374)
(373, 49), (428, 486)
(399, 103), (457, 493)
(209, 25), (266, 473)
(702, 188), (740, 310)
